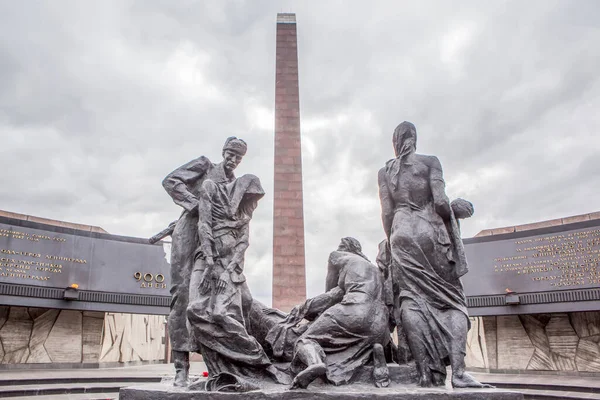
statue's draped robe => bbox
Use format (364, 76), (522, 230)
(186, 174), (274, 383)
(268, 251), (389, 385)
(379, 154), (469, 375)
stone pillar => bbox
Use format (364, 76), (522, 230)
(272, 13), (306, 312)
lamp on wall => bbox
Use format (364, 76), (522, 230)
(505, 288), (520, 305)
(64, 283), (79, 300)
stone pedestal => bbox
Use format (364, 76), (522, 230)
(120, 382), (523, 400)
(120, 363), (522, 400)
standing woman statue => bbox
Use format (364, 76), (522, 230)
(377, 121), (491, 388)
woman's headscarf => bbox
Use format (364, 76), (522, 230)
(386, 121), (417, 189)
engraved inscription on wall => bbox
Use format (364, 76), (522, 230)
(0, 222), (170, 295)
(494, 229), (600, 289)
(463, 224), (600, 297)
(0, 228), (80, 283)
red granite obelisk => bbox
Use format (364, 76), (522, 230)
(272, 13), (306, 311)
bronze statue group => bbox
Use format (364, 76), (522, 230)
(159, 122), (492, 392)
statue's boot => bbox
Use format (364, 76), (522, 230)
(290, 363), (326, 389)
(290, 341), (326, 389)
(172, 350), (190, 387)
(373, 343), (390, 388)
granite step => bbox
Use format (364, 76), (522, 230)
(475, 374), (600, 387)
(488, 381), (600, 394)
(0, 381), (139, 398)
(6, 394), (117, 400)
(519, 388), (600, 399)
(0, 376), (160, 386)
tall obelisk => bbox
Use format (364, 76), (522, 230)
(272, 13), (306, 311)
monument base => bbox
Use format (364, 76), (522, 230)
(119, 364), (522, 399)
(120, 382), (522, 400)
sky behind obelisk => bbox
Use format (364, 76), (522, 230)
(1, 1), (599, 305)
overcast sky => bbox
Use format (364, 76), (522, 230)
(1, 1), (599, 305)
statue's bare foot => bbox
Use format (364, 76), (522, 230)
(372, 343), (390, 388)
(290, 363), (326, 389)
(452, 372), (494, 388)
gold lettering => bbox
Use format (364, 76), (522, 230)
(493, 226), (600, 289)
(134, 272), (168, 289)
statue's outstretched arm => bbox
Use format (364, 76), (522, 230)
(287, 253), (345, 322)
(162, 156), (211, 212)
(301, 287), (345, 321)
(325, 254), (340, 292)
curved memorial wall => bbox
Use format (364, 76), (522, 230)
(463, 212), (600, 373)
(0, 212), (170, 366)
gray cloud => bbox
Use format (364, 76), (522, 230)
(1, 0), (599, 304)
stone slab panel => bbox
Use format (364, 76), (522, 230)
(551, 352), (576, 371)
(83, 311), (105, 319)
(99, 312), (165, 363)
(119, 314), (136, 362)
(514, 218), (562, 232)
(569, 312), (600, 338)
(519, 314), (551, 351)
(0, 306), (9, 331)
(45, 310), (82, 363)
(2, 347), (29, 363)
(27, 343), (51, 363)
(490, 227), (516, 235)
(482, 316), (497, 369)
(27, 307), (50, 321)
(27, 309), (59, 363)
(144, 314), (165, 361)
(0, 307), (33, 353)
(465, 317), (487, 368)
(562, 214), (590, 224)
(527, 349), (555, 370)
(82, 315), (104, 362)
(589, 211), (600, 220)
(496, 315), (534, 370)
(129, 314), (150, 362)
(545, 314), (578, 359)
(519, 314), (553, 370)
(120, 383), (523, 400)
(575, 334), (600, 372)
(0, 210), (29, 220)
(99, 313), (123, 362)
